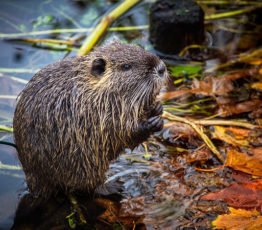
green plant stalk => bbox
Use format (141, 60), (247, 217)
(0, 26), (148, 38)
(0, 68), (39, 73)
(9, 38), (80, 47)
(0, 125), (13, 132)
(68, 194), (87, 224)
(78, 0), (141, 56)
(205, 5), (262, 20)
(162, 111), (225, 163)
(197, 0), (262, 5)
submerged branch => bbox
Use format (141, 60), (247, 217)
(0, 160), (21, 170)
(0, 141), (17, 149)
(78, 0), (141, 56)
(162, 111), (225, 163)
(0, 68), (39, 73)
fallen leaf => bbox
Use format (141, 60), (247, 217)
(212, 207), (262, 230)
(201, 179), (262, 210)
(252, 82), (262, 91)
(192, 69), (259, 97)
(160, 89), (191, 100)
(192, 76), (234, 96)
(226, 148), (262, 176)
(212, 126), (250, 147)
(218, 100), (262, 117)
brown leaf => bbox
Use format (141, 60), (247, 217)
(226, 148), (262, 176)
(191, 69), (259, 97)
(192, 76), (234, 96)
(201, 180), (262, 210)
(166, 121), (202, 146)
(218, 100), (262, 117)
(212, 207), (262, 230)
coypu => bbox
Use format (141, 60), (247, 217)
(13, 41), (168, 199)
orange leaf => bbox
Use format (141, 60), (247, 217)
(159, 89), (191, 100)
(212, 207), (262, 230)
(201, 179), (262, 210)
(226, 148), (262, 176)
(212, 126), (250, 147)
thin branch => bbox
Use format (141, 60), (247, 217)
(195, 119), (258, 129)
(162, 111), (225, 163)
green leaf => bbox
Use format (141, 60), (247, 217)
(170, 65), (202, 77)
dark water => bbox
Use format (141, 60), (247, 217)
(0, 0), (262, 229)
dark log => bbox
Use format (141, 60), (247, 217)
(149, 0), (205, 54)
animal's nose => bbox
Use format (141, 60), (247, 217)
(157, 64), (166, 77)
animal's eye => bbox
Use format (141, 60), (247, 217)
(121, 64), (132, 71)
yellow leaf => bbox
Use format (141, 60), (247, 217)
(212, 126), (250, 147)
(212, 207), (262, 230)
(252, 82), (262, 91)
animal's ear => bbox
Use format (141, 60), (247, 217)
(91, 58), (106, 77)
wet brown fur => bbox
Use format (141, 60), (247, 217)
(13, 41), (167, 198)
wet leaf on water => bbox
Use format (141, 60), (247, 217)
(226, 148), (262, 176)
(212, 207), (262, 230)
(201, 179), (262, 210)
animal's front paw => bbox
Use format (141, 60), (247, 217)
(149, 102), (163, 118)
(139, 116), (163, 134)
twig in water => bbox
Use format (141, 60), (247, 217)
(162, 111), (225, 163)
